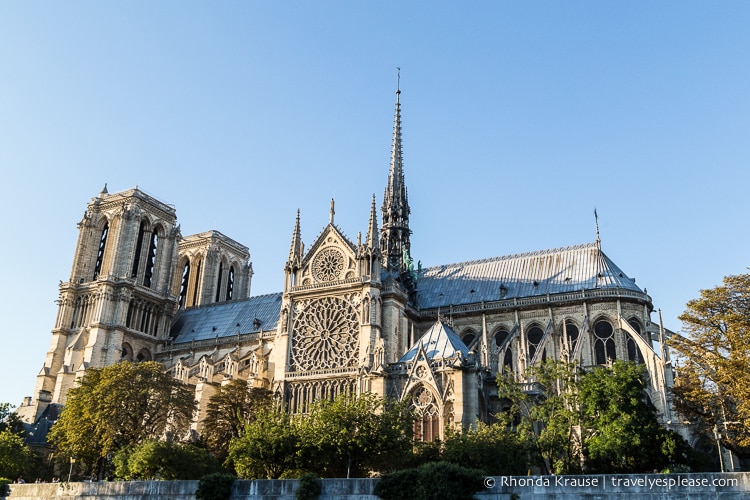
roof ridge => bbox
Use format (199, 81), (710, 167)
(422, 242), (599, 271)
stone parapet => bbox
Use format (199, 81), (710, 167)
(6, 474), (750, 499)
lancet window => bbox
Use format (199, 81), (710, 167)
(494, 329), (514, 373)
(411, 386), (440, 442)
(178, 262), (190, 309)
(215, 262), (224, 302)
(93, 222), (109, 279)
(626, 318), (643, 363)
(143, 229), (158, 288)
(527, 325), (544, 363)
(593, 319), (616, 365)
(226, 265), (234, 300)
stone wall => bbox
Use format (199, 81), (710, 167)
(5, 473), (750, 500)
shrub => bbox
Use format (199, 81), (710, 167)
(115, 440), (221, 480)
(295, 472), (321, 500)
(195, 472), (236, 500)
(0, 478), (10, 497)
(372, 468), (420, 500)
(374, 461), (484, 500)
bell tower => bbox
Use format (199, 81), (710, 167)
(26, 186), (181, 418)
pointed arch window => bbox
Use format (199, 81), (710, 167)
(626, 318), (643, 363)
(131, 221), (146, 278)
(461, 330), (476, 349)
(225, 265), (234, 301)
(594, 319), (616, 365)
(93, 222), (109, 279)
(215, 262), (224, 302)
(527, 325), (544, 363)
(411, 386), (440, 442)
(494, 329), (514, 373)
(143, 230), (158, 288)
(192, 259), (202, 306)
(565, 321), (580, 356)
(178, 262), (190, 309)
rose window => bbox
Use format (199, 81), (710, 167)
(312, 248), (345, 282)
(291, 296), (359, 371)
(412, 387), (435, 411)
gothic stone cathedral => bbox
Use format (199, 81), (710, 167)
(19, 88), (675, 442)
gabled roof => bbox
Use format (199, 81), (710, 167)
(398, 320), (469, 363)
(417, 242), (643, 309)
(170, 293), (282, 344)
(302, 223), (357, 264)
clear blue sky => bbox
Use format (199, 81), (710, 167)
(2, 2), (749, 407)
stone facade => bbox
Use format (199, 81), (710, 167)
(18, 88), (676, 444)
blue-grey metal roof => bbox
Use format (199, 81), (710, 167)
(417, 242), (643, 309)
(170, 293), (283, 344)
(398, 320), (469, 362)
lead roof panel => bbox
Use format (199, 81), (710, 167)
(170, 293), (283, 344)
(417, 242), (642, 309)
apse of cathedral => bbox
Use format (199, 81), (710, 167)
(18, 87), (676, 443)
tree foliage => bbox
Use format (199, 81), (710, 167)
(48, 361), (196, 474)
(441, 422), (528, 475)
(671, 273), (750, 457)
(0, 404), (24, 436)
(195, 472), (236, 500)
(498, 359), (693, 474)
(113, 439), (221, 480)
(296, 393), (413, 478)
(497, 359), (582, 474)
(579, 361), (693, 473)
(202, 380), (271, 462)
(228, 407), (300, 479)
(374, 461), (484, 500)
(0, 429), (36, 480)
(228, 392), (413, 479)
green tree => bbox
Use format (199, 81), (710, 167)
(297, 393), (413, 478)
(0, 429), (36, 480)
(497, 360), (582, 474)
(579, 361), (693, 473)
(113, 439), (221, 479)
(441, 422), (528, 475)
(201, 380), (271, 462)
(228, 407), (300, 479)
(670, 273), (750, 457)
(48, 361), (196, 475)
(0, 403), (24, 436)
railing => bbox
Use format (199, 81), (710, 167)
(158, 332), (263, 353)
(284, 367), (358, 379)
(419, 288), (651, 318)
(291, 277), (363, 292)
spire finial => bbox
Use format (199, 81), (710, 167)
(329, 198), (335, 224)
(396, 67), (401, 96)
(594, 208), (601, 248)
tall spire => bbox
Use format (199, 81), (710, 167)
(380, 71), (415, 294)
(594, 207), (601, 250)
(366, 194), (379, 249)
(288, 209), (303, 266)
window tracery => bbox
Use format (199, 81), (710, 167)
(312, 248), (345, 282)
(290, 296), (359, 371)
(411, 386), (440, 442)
(594, 319), (616, 364)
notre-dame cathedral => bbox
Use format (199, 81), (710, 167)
(18, 87), (676, 443)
